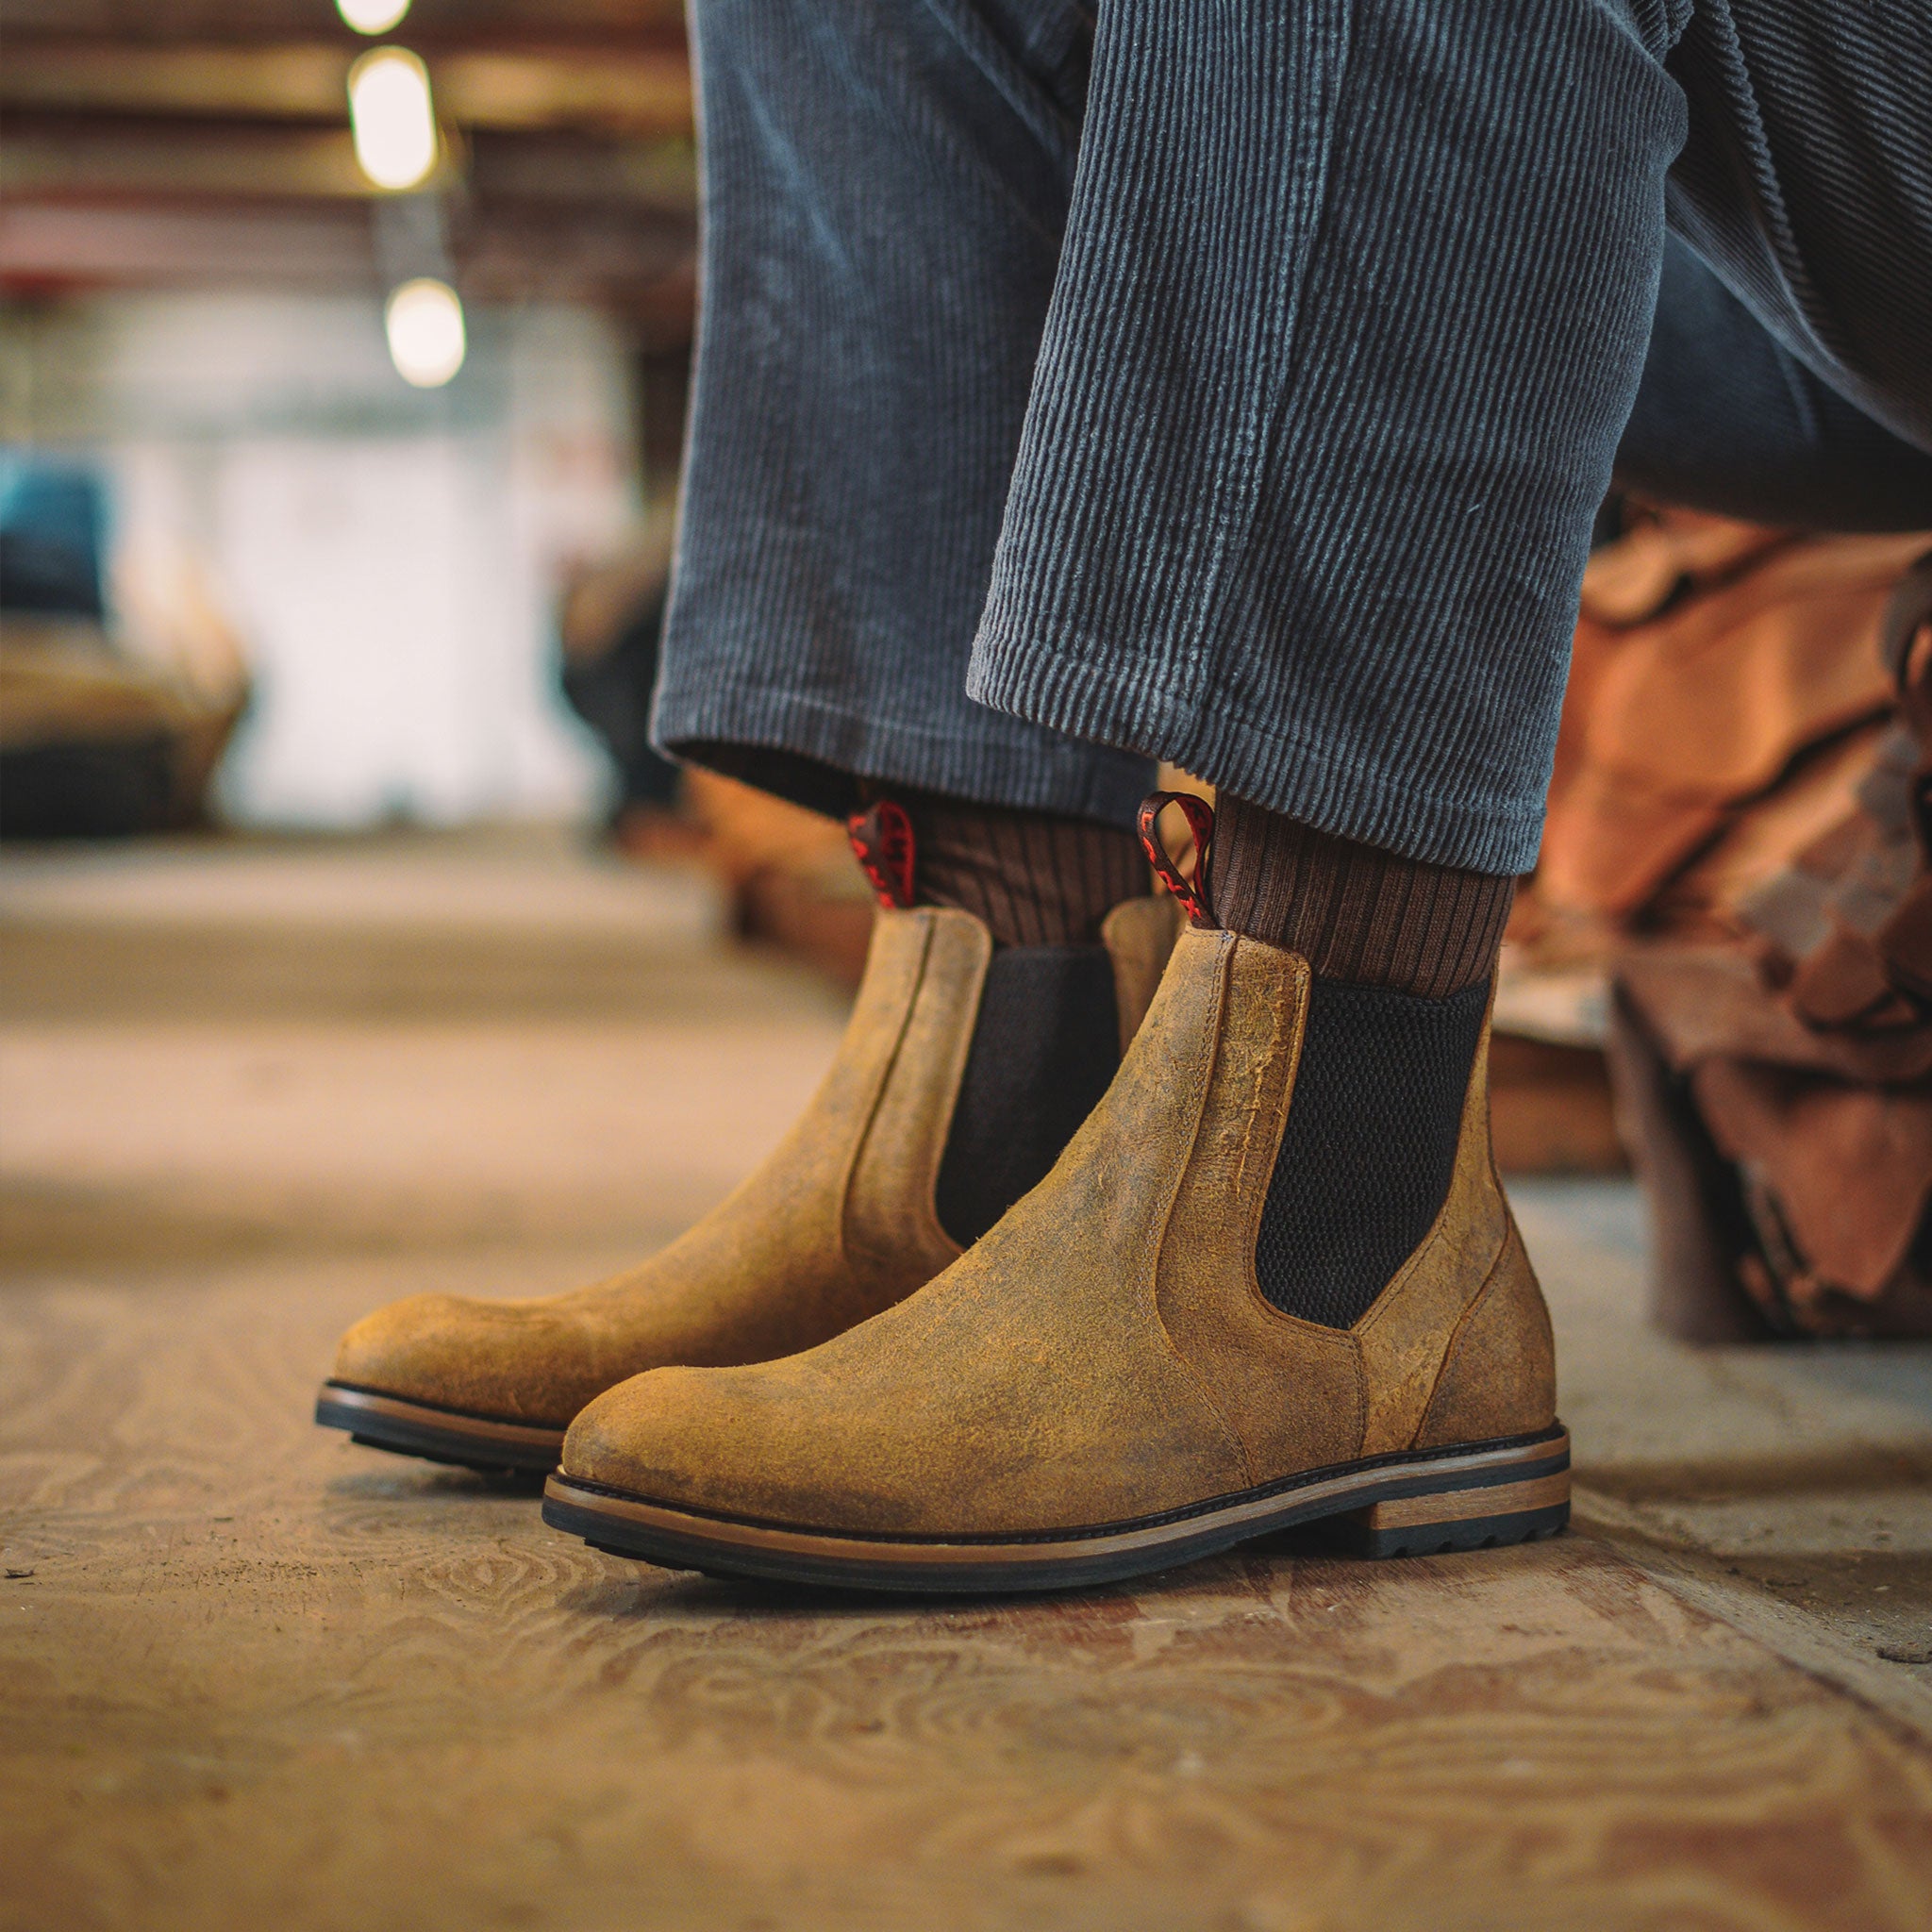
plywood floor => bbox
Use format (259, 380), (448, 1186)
(4, 834), (1930, 1932)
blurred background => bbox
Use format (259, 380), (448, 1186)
(0, 0), (896, 1311)
(6, 0), (1932, 1328)
(3, 14), (1930, 1912)
(1, 0), (696, 838)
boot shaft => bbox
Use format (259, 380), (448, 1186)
(1115, 926), (1554, 1473)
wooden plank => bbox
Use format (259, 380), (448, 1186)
(0, 43), (356, 120)
(4, 839), (1927, 1927)
(0, 42), (691, 137)
(0, 120), (696, 211)
(4, 1254), (1931, 1932)
(0, 1), (689, 43)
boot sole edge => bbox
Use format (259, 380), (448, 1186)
(315, 1382), (563, 1475)
(541, 1427), (1570, 1593)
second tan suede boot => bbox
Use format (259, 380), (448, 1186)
(315, 897), (1178, 1473)
(542, 925), (1566, 1589)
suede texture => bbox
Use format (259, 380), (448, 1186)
(1101, 893), (1184, 1054)
(334, 907), (985, 1424)
(331, 904), (1176, 1427)
(562, 928), (1557, 1535)
(1153, 937), (1366, 1486)
(1416, 1219), (1557, 1447)
(1353, 1010), (1522, 1456)
(840, 915), (988, 1285)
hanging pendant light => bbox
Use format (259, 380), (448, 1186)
(349, 47), (438, 192)
(385, 277), (467, 388)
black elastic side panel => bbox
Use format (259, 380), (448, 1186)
(935, 943), (1121, 1248)
(1255, 976), (1490, 1328)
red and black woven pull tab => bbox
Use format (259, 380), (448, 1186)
(1137, 791), (1216, 926)
(847, 799), (917, 909)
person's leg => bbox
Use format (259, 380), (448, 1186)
(547, 0), (1680, 1582)
(1615, 234), (1932, 531)
(661, 0), (1164, 1241)
(658, 0), (1168, 1246)
(971, 0), (1684, 877)
(543, 0), (1924, 1590)
(655, 0), (1147, 826)
(1664, 0), (1932, 461)
(318, 0), (1172, 1473)
(958, 0), (1682, 1344)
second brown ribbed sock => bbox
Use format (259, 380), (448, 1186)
(897, 791), (1151, 948)
(841, 789), (1152, 1248)
(1208, 792), (1514, 998)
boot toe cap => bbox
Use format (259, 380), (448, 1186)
(562, 1361), (940, 1531)
(331, 1293), (595, 1426)
(558, 1347), (1227, 1538)
(561, 1366), (768, 1511)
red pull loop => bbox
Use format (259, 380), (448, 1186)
(1137, 791), (1217, 926)
(847, 799), (917, 909)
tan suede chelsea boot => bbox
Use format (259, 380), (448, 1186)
(315, 896), (1178, 1474)
(542, 925), (1566, 1589)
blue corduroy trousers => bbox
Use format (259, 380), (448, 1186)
(654, 0), (1932, 873)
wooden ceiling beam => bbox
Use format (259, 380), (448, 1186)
(0, 194), (696, 329)
(0, 118), (697, 212)
(0, 2), (687, 44)
(1, 122), (372, 203)
(0, 42), (692, 137)
(435, 48), (691, 137)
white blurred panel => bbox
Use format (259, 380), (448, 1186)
(214, 435), (475, 823)
(27, 291), (631, 828)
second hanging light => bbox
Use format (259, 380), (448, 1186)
(349, 46), (438, 192)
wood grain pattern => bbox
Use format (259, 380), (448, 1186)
(5, 1252), (1931, 1932)
(4, 838), (1928, 1931)
(0, 1015), (841, 1260)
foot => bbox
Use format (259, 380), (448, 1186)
(543, 925), (1566, 1589)
(316, 898), (1176, 1474)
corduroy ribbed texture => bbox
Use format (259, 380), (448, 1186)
(968, 0), (1690, 874)
(658, 0), (1932, 868)
(901, 792), (1151, 948)
(1209, 794), (1515, 1001)
(652, 0), (1150, 830)
(1618, 236), (1932, 532)
(1666, 2), (1932, 458)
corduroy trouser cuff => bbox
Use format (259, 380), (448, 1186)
(657, 0), (1932, 869)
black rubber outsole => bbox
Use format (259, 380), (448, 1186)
(1320, 1502), (1571, 1560)
(315, 1384), (562, 1478)
(541, 1430), (1571, 1595)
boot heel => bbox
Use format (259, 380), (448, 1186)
(1325, 1468), (1571, 1559)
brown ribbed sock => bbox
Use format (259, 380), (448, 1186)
(1196, 792), (1515, 1326)
(896, 791), (1151, 947)
(1208, 792), (1514, 999)
(840, 790), (1149, 1249)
